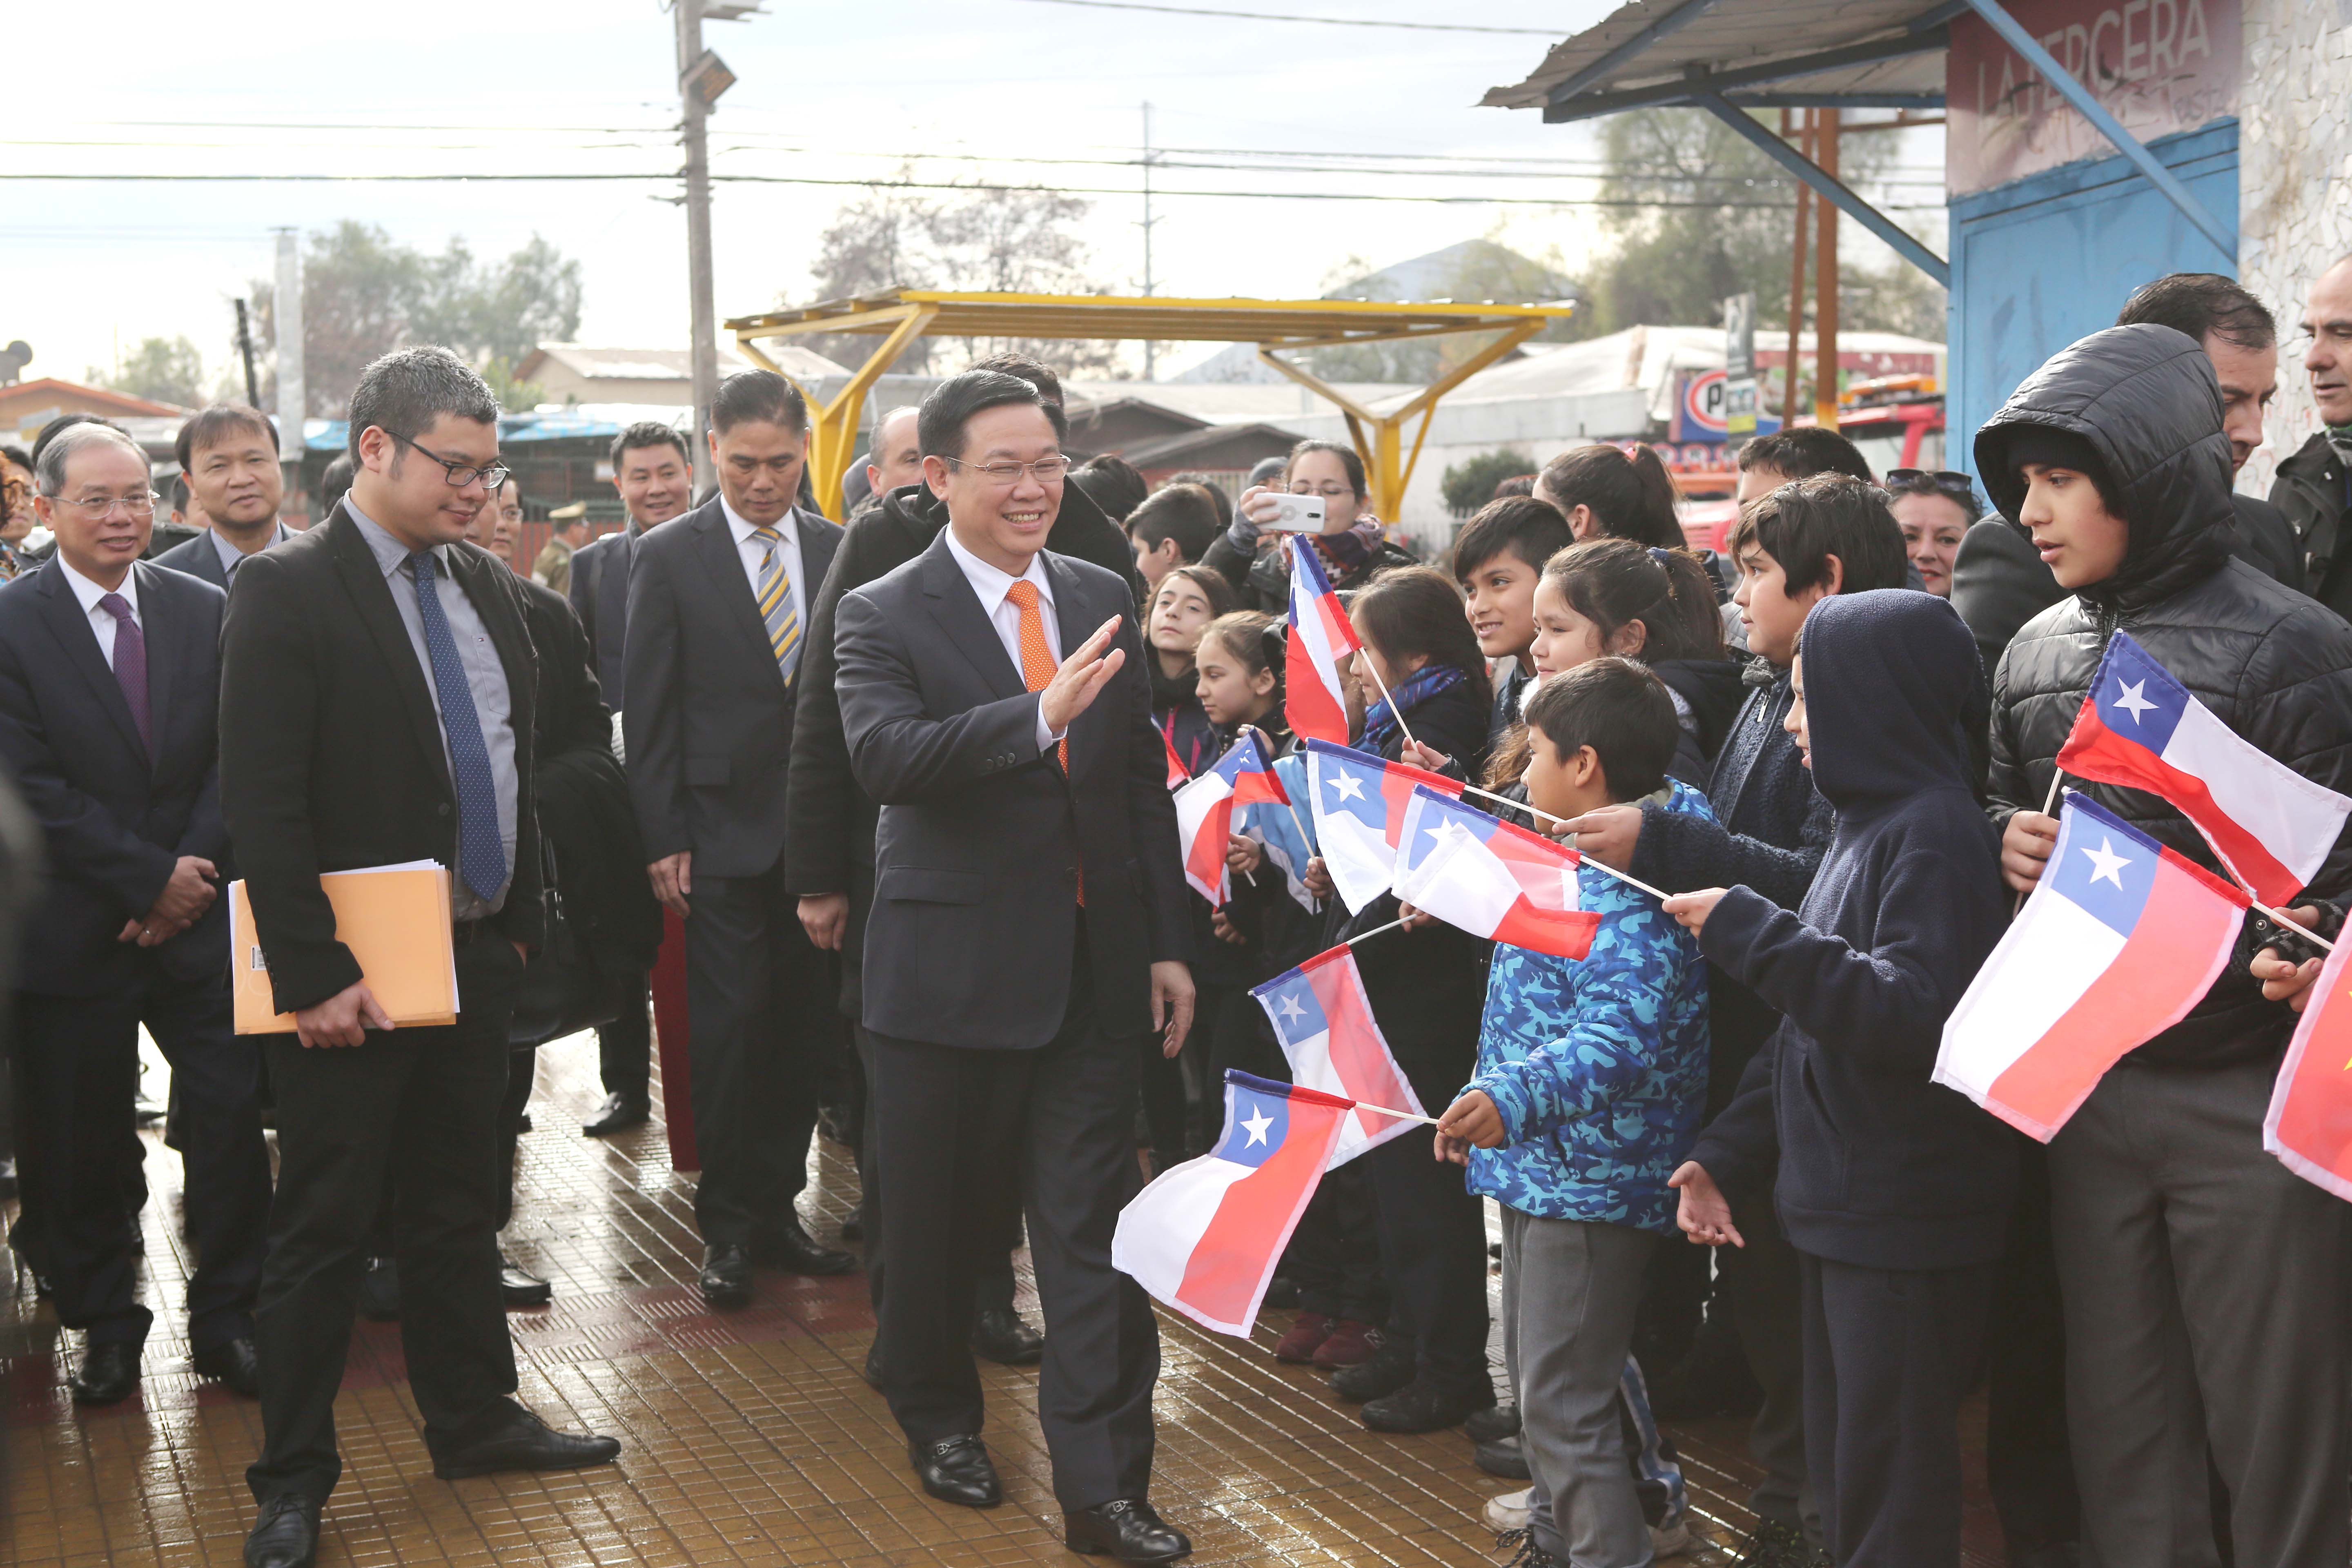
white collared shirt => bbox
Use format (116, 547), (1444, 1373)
(942, 526), (1066, 749)
(57, 555), (139, 670)
(209, 521), (291, 582)
(720, 495), (807, 636)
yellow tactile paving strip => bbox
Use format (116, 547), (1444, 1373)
(0, 1036), (2006, 1566)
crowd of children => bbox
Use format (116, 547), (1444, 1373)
(1119, 316), (2352, 1568)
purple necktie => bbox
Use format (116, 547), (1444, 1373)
(98, 592), (150, 754)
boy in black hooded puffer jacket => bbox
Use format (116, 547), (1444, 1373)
(1978, 322), (2352, 1568)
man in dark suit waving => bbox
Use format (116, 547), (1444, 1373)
(835, 370), (1194, 1562)
(223, 348), (618, 1568)
(625, 370), (851, 1305)
(0, 421), (270, 1407)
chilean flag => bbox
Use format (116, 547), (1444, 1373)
(1111, 1071), (1353, 1336)
(1933, 794), (2249, 1141)
(1393, 786), (1603, 960)
(1304, 738), (1465, 913)
(1252, 944), (1425, 1166)
(1162, 724), (1189, 789)
(1173, 731), (1288, 905)
(1285, 536), (1361, 745)
(2056, 630), (2352, 907)
(2263, 936), (2352, 1201)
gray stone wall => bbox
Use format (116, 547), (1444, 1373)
(2238, 0), (2352, 493)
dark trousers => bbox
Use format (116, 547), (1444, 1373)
(16, 971), (269, 1352)
(1985, 1139), (2079, 1562)
(496, 1044), (537, 1232)
(855, 1022), (1014, 1328)
(1725, 1189), (1815, 1537)
(871, 961), (1159, 1512)
(1798, 1250), (1994, 1568)
(248, 937), (526, 1506)
(1283, 1161), (1386, 1323)
(1362, 1125), (1490, 1391)
(596, 976), (651, 1102)
(682, 866), (836, 1247)
(2050, 1059), (2351, 1568)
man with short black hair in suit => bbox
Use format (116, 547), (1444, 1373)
(223, 347), (619, 1568)
(835, 370), (1195, 1562)
(569, 420), (692, 1137)
(153, 405), (294, 588)
(625, 370), (852, 1305)
(0, 421), (271, 1407)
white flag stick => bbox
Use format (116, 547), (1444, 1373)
(1448, 781), (1676, 903)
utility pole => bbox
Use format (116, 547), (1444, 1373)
(676, 0), (720, 495)
(1782, 109), (1811, 428)
(273, 228), (306, 521)
(234, 298), (261, 409)
(1140, 101), (1159, 381)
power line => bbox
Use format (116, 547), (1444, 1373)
(1004, 0), (1562, 31)
(0, 168), (1943, 209)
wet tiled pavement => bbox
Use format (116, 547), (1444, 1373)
(0, 1036), (2005, 1566)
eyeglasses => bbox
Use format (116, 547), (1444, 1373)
(56, 492), (159, 519)
(1290, 483), (1355, 500)
(390, 430), (510, 491)
(944, 456), (1073, 485)
(1884, 468), (1978, 501)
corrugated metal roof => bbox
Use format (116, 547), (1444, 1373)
(1482, 0), (1950, 120)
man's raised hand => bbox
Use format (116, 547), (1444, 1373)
(1039, 616), (1127, 735)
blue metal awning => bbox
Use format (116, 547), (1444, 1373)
(301, 405), (691, 454)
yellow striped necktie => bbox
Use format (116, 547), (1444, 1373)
(752, 526), (800, 685)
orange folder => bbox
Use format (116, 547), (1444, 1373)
(230, 861), (459, 1034)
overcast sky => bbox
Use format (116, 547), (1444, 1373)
(8, 0), (1944, 393)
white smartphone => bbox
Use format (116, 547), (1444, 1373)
(1261, 493), (1327, 532)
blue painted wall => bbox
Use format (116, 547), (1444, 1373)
(1947, 119), (2238, 482)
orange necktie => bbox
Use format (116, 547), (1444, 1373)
(1006, 579), (1080, 903)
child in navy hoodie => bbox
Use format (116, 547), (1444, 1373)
(1665, 590), (2013, 1568)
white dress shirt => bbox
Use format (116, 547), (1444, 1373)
(57, 556), (140, 670)
(720, 495), (807, 638)
(942, 526), (1066, 750)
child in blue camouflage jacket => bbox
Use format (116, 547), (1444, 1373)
(1436, 657), (1713, 1568)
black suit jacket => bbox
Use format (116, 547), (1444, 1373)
(568, 524), (644, 705)
(0, 559), (229, 996)
(624, 498), (842, 879)
(219, 505), (544, 1014)
(150, 530), (230, 589)
(835, 532), (1187, 1047)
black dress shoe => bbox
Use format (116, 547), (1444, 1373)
(243, 1494), (319, 1568)
(699, 1244), (753, 1308)
(356, 1255), (400, 1321)
(432, 1407), (621, 1479)
(70, 1341), (141, 1405)
(500, 1254), (553, 1308)
(861, 1346), (885, 1391)
(1064, 1498), (1191, 1562)
(1474, 1432), (1532, 1480)
(1463, 1401), (1519, 1443)
(194, 1337), (262, 1398)
(750, 1217), (857, 1276)
(1328, 1342), (1416, 1402)
(581, 1091), (650, 1138)
(909, 1433), (1001, 1508)
(970, 1306), (1045, 1365)
(1360, 1374), (1495, 1434)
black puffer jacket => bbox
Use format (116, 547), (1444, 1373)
(1201, 526), (1419, 615)
(1976, 323), (2352, 1067)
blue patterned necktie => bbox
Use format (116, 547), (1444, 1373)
(751, 525), (801, 685)
(409, 550), (506, 904)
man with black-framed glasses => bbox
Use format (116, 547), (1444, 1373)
(222, 346), (617, 1568)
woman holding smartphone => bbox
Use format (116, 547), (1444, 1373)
(1201, 438), (1416, 613)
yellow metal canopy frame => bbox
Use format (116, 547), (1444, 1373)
(726, 290), (1578, 522)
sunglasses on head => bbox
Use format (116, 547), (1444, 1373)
(1884, 468), (1977, 499)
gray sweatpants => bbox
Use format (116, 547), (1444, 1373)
(2049, 1057), (2352, 1568)
(1503, 1206), (1659, 1568)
